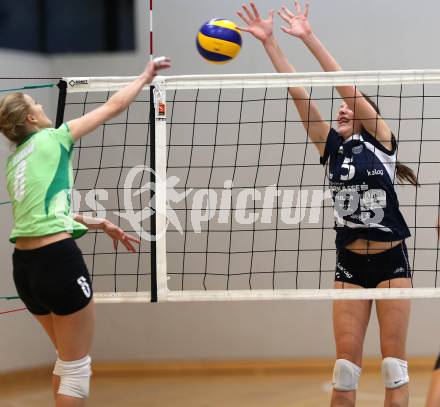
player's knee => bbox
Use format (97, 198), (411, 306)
(53, 355), (92, 399)
(332, 359), (361, 392)
(381, 357), (409, 389)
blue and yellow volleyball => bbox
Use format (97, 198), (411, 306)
(196, 19), (242, 64)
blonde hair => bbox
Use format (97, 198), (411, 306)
(0, 93), (31, 145)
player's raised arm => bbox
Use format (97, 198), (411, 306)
(67, 57), (171, 142)
(237, 1), (329, 156)
(278, 1), (393, 151)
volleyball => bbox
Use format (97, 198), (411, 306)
(196, 19), (242, 64)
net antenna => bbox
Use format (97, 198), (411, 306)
(61, 69), (440, 302)
(149, 0), (154, 62)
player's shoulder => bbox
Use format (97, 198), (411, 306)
(38, 125), (74, 149)
(360, 129), (396, 155)
(32, 127), (56, 140)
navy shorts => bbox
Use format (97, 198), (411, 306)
(13, 238), (93, 316)
(335, 242), (411, 288)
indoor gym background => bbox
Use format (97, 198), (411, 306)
(1, 0), (440, 406)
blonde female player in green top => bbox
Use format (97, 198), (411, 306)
(0, 56), (170, 407)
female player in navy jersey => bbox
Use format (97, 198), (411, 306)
(237, 2), (417, 406)
(0, 57), (170, 406)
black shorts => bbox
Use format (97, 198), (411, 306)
(13, 238), (93, 316)
(335, 242), (411, 288)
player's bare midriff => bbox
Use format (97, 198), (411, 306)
(15, 232), (71, 250)
(345, 238), (403, 255)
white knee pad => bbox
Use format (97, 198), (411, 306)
(381, 357), (409, 389)
(332, 359), (362, 392)
(53, 355), (92, 399)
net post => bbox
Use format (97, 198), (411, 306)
(149, 85), (158, 302)
(152, 82), (169, 302)
(56, 80), (67, 127)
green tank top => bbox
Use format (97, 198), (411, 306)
(6, 124), (88, 243)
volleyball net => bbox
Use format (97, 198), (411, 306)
(59, 70), (440, 302)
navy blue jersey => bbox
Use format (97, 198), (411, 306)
(320, 128), (410, 249)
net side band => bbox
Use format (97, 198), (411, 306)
(64, 69), (440, 93)
(93, 288), (440, 303)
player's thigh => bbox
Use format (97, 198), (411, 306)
(333, 282), (373, 364)
(52, 300), (95, 361)
(33, 314), (57, 348)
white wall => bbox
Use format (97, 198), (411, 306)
(2, 0), (440, 373)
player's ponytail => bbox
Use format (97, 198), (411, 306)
(0, 93), (31, 145)
(395, 160), (419, 186)
(361, 93), (419, 187)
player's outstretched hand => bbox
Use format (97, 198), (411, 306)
(142, 56), (171, 84)
(278, 1), (312, 40)
(236, 1), (274, 44)
(102, 220), (141, 253)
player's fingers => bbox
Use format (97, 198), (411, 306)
(153, 56), (170, 66)
(304, 2), (310, 17)
(237, 26), (251, 33)
(154, 57), (171, 70)
(282, 5), (296, 18)
(126, 234), (141, 244)
(242, 4), (254, 20)
(278, 10), (291, 24)
(294, 0), (302, 15)
(156, 62), (171, 71)
(123, 240), (136, 253)
(250, 1), (260, 18)
(268, 9), (275, 21)
(237, 11), (251, 25)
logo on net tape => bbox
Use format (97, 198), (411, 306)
(157, 102), (166, 117)
(68, 79), (89, 87)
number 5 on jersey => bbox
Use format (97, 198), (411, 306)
(340, 157), (355, 181)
